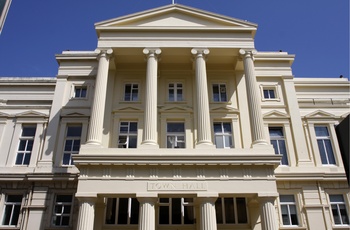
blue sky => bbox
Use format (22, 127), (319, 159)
(0, 0), (348, 78)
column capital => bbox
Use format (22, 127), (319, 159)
(95, 48), (113, 58)
(191, 48), (210, 57)
(143, 48), (161, 56)
(239, 49), (257, 58)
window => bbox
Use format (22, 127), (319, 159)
(263, 89), (276, 99)
(1, 195), (22, 226)
(213, 84), (227, 102)
(52, 195), (73, 226)
(330, 195), (349, 225)
(168, 83), (183, 101)
(62, 125), (82, 165)
(269, 127), (289, 165)
(15, 125), (36, 165)
(105, 198), (139, 225)
(315, 126), (336, 165)
(74, 86), (87, 98)
(213, 122), (233, 148)
(124, 83), (139, 101)
(215, 197), (248, 224)
(159, 198), (194, 225)
(280, 195), (298, 226)
(167, 122), (185, 148)
(118, 122), (137, 148)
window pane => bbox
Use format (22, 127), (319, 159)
(167, 123), (184, 132)
(315, 126), (329, 136)
(223, 123), (231, 133)
(62, 154), (71, 165)
(130, 199), (139, 224)
(64, 140), (73, 151)
(224, 198), (235, 223)
(269, 127), (283, 137)
(159, 206), (169, 224)
(22, 127), (36, 136)
(18, 140), (27, 151)
(340, 204), (350, 224)
(57, 195), (72, 203)
(23, 153), (31, 165)
(289, 205), (298, 225)
(280, 195), (295, 202)
(172, 198), (181, 224)
(330, 195), (344, 202)
(117, 198), (128, 224)
(26, 140), (34, 151)
(129, 136), (137, 148)
(129, 122), (137, 132)
(169, 89), (174, 101)
(215, 199), (223, 224)
(11, 205), (21, 226)
(215, 136), (224, 148)
(67, 126), (82, 137)
(184, 206), (194, 224)
(281, 205), (290, 225)
(237, 198), (247, 223)
(325, 140), (335, 164)
(61, 216), (70, 226)
(105, 198), (116, 224)
(332, 204), (341, 224)
(224, 136), (232, 148)
(15, 153), (24, 165)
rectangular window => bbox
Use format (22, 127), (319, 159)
(74, 86), (87, 98)
(213, 84), (227, 102)
(124, 83), (139, 101)
(105, 198), (139, 225)
(315, 126), (336, 165)
(168, 83), (183, 101)
(330, 195), (349, 225)
(263, 89), (276, 99)
(52, 195), (73, 226)
(62, 125), (82, 165)
(159, 198), (194, 225)
(269, 127), (289, 165)
(215, 197), (248, 224)
(213, 122), (233, 148)
(118, 122), (137, 148)
(167, 122), (185, 148)
(1, 195), (22, 226)
(15, 125), (36, 165)
(280, 195), (299, 226)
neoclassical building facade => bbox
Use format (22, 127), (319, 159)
(0, 4), (349, 230)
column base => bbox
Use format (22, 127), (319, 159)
(139, 143), (159, 149)
(195, 142), (215, 149)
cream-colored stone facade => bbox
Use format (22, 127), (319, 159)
(0, 4), (349, 230)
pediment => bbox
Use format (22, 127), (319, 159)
(15, 110), (48, 118)
(210, 105), (239, 113)
(95, 4), (257, 29)
(114, 106), (143, 113)
(61, 112), (88, 117)
(263, 110), (290, 119)
(0, 112), (9, 117)
(305, 110), (335, 119)
(341, 112), (350, 119)
(159, 105), (192, 113)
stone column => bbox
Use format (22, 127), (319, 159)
(198, 197), (217, 230)
(191, 48), (213, 147)
(239, 49), (268, 147)
(138, 197), (157, 230)
(86, 49), (113, 145)
(260, 197), (278, 230)
(76, 198), (96, 230)
(141, 48), (161, 148)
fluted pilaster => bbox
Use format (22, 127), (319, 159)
(192, 48), (213, 147)
(76, 198), (96, 230)
(239, 49), (268, 146)
(260, 197), (278, 230)
(87, 49), (113, 145)
(141, 48), (161, 148)
(138, 197), (157, 230)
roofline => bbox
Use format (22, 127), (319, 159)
(0, 77), (56, 83)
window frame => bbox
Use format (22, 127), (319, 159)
(329, 194), (350, 226)
(158, 198), (195, 225)
(1, 194), (23, 227)
(212, 83), (228, 102)
(260, 84), (280, 102)
(73, 85), (88, 99)
(52, 194), (74, 227)
(269, 126), (289, 165)
(315, 125), (336, 165)
(118, 121), (138, 149)
(166, 122), (186, 149)
(168, 82), (184, 102)
(215, 197), (248, 225)
(279, 195), (299, 226)
(105, 198), (139, 225)
(15, 124), (37, 166)
(124, 83), (139, 102)
(213, 122), (233, 149)
(62, 124), (82, 166)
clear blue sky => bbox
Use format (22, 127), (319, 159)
(0, 0), (348, 78)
